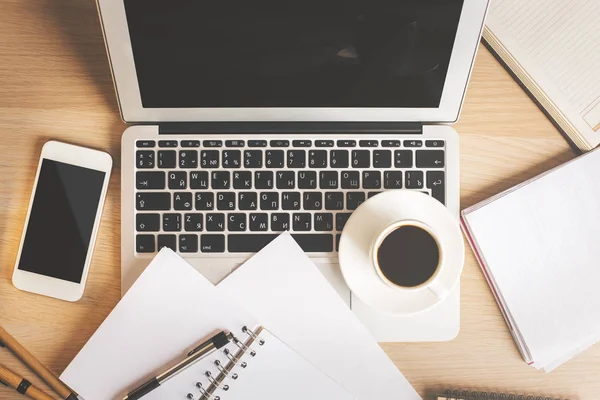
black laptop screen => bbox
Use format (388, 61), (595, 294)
(124, 0), (464, 109)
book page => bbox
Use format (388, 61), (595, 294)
(487, 0), (600, 144)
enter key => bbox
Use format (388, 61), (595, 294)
(426, 171), (445, 205)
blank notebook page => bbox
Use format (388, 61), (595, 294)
(464, 149), (600, 368)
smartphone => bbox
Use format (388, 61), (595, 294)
(12, 141), (112, 301)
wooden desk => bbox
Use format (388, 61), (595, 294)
(0, 1), (595, 399)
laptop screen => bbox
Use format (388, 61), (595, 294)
(124, 0), (464, 109)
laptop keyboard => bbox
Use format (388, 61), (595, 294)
(134, 138), (446, 255)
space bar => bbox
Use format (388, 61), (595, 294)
(228, 234), (334, 253)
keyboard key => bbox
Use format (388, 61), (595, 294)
(136, 150), (155, 169)
(136, 171), (165, 190)
(368, 191), (382, 198)
(425, 140), (445, 148)
(229, 234), (277, 252)
(303, 192), (323, 210)
(181, 140), (200, 148)
(416, 150), (445, 168)
(248, 140), (267, 147)
(373, 150), (391, 168)
(238, 192), (258, 210)
(359, 140), (378, 147)
(260, 192), (279, 210)
(136, 193), (170, 211)
(282, 192), (301, 210)
(244, 150), (263, 168)
(190, 171), (209, 189)
(203, 140), (222, 147)
(184, 214), (203, 231)
(341, 171), (360, 189)
(136, 214), (160, 232)
(406, 171), (424, 189)
(136, 235), (155, 253)
(336, 234), (341, 251)
(292, 140), (312, 147)
(325, 192), (344, 210)
(270, 140), (290, 147)
(362, 171), (381, 189)
(195, 193), (214, 210)
(233, 171), (252, 189)
(226, 140), (245, 147)
(136, 140), (155, 148)
(276, 171), (295, 189)
(158, 150), (176, 168)
(201, 234), (225, 252)
(315, 140), (334, 147)
(292, 234), (333, 252)
(346, 192), (366, 210)
(265, 150), (284, 168)
(384, 171), (403, 189)
(271, 213), (290, 231)
(337, 140), (356, 147)
(394, 150), (413, 168)
(352, 150), (370, 168)
(330, 150), (349, 168)
(157, 234), (176, 251)
(319, 171), (338, 189)
(309, 150), (327, 168)
(201, 150), (220, 168)
(173, 192), (193, 210)
(179, 235), (198, 253)
(404, 140), (423, 147)
(427, 171), (445, 205)
(382, 140), (401, 147)
(206, 213), (225, 231)
(314, 213), (334, 231)
(336, 213), (351, 231)
(163, 214), (181, 232)
(168, 171), (187, 189)
(158, 140), (178, 148)
(298, 171), (317, 189)
(211, 171), (230, 189)
(292, 213), (311, 231)
(287, 150), (306, 168)
(217, 192), (236, 210)
(228, 213), (247, 231)
(222, 150), (241, 168)
(255, 171), (274, 189)
(249, 213), (269, 231)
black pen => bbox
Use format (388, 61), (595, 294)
(123, 331), (232, 400)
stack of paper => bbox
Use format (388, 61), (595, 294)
(461, 149), (600, 371)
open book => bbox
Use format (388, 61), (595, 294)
(483, 0), (600, 151)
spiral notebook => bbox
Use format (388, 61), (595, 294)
(60, 248), (353, 399)
(437, 390), (570, 399)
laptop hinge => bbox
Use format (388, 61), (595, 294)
(158, 122), (423, 135)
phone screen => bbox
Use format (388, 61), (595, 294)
(18, 159), (106, 283)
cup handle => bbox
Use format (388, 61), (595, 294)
(428, 279), (450, 301)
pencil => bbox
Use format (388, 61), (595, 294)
(0, 325), (78, 400)
(0, 364), (55, 400)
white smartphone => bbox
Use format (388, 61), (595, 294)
(12, 141), (112, 302)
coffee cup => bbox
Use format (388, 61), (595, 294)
(338, 190), (464, 316)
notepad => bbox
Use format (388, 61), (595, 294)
(484, 0), (600, 151)
(461, 148), (600, 371)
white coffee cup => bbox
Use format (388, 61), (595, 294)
(339, 190), (464, 316)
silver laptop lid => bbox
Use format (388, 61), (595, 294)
(97, 0), (488, 123)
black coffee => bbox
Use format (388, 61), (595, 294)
(376, 225), (440, 288)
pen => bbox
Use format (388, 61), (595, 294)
(0, 325), (79, 400)
(0, 364), (55, 400)
(123, 331), (232, 400)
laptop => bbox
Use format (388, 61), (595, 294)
(97, 0), (488, 341)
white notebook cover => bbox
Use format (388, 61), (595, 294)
(462, 149), (600, 371)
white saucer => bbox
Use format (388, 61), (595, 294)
(338, 190), (464, 316)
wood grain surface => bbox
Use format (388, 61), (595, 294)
(0, 1), (596, 399)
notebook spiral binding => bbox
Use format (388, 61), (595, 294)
(187, 326), (265, 400)
(442, 389), (569, 400)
